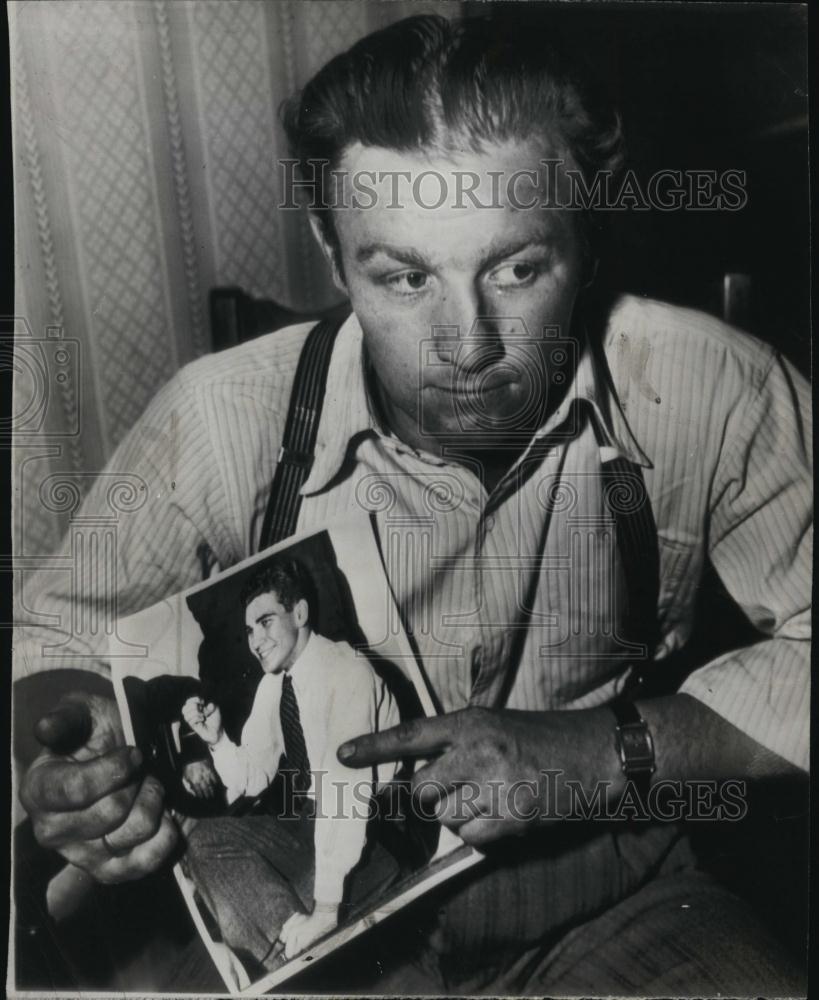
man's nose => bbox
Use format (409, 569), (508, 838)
(433, 282), (503, 369)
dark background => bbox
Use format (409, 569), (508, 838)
(476, 1), (810, 375)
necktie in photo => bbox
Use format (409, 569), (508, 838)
(280, 672), (311, 793)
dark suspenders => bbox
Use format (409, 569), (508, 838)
(600, 455), (661, 696)
(258, 319), (661, 690)
(257, 317), (345, 551)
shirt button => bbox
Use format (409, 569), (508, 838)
(485, 514), (495, 531)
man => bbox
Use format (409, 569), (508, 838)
(16, 13), (809, 995)
(179, 557), (401, 968)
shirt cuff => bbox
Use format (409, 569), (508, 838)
(678, 641), (809, 771)
(312, 858), (349, 906)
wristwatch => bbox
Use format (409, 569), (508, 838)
(611, 699), (655, 798)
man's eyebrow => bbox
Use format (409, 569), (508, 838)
(246, 611), (276, 629)
(356, 243), (432, 268)
(477, 237), (556, 270)
(355, 237), (556, 271)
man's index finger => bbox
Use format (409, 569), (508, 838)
(337, 714), (453, 766)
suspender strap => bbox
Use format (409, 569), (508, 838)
(585, 397), (660, 679)
(602, 455), (661, 698)
(581, 328), (662, 695)
(258, 317), (345, 551)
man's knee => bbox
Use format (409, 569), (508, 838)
(185, 818), (235, 862)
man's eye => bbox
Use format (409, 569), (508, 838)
(385, 270), (429, 294)
(488, 262), (540, 289)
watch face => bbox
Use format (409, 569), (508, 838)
(618, 721), (655, 773)
(622, 728), (648, 755)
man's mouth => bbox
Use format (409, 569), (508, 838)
(429, 376), (517, 397)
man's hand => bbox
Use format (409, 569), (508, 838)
(338, 698), (806, 849)
(279, 904), (339, 959)
(181, 758), (221, 799)
(19, 693), (178, 883)
(182, 697), (223, 746)
(338, 706), (620, 848)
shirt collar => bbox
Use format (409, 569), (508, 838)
(535, 333), (652, 467)
(300, 312), (650, 496)
(284, 630), (322, 686)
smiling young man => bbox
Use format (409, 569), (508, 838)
(181, 558), (401, 970)
(16, 13), (810, 995)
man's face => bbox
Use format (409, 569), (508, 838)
(244, 591), (302, 674)
(326, 138), (584, 454)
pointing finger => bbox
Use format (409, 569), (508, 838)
(337, 715), (453, 767)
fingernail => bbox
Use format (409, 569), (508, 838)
(337, 742), (354, 761)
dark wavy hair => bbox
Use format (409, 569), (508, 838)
(282, 13), (626, 266)
(239, 557), (316, 622)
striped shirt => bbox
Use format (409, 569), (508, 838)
(15, 294), (811, 771)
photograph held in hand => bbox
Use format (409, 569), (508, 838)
(113, 525), (477, 994)
(10, 3), (809, 997)
(180, 555), (402, 973)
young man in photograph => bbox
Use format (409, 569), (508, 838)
(181, 557), (401, 968)
(17, 13), (809, 995)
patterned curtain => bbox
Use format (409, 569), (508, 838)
(11, 0), (462, 559)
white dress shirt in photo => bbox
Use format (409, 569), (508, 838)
(209, 631), (400, 903)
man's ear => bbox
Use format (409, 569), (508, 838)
(293, 598), (309, 629)
(309, 213), (347, 295)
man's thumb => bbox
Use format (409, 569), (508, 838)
(34, 699), (94, 754)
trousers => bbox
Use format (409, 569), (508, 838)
(184, 810), (400, 973)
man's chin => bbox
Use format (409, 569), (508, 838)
(423, 407), (533, 440)
(421, 384), (543, 439)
